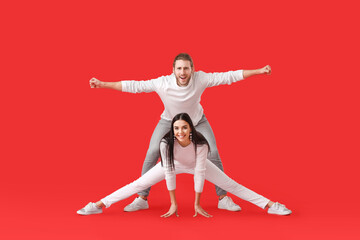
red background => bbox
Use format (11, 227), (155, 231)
(1, 0), (359, 239)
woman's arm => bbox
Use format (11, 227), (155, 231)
(194, 145), (207, 194)
(161, 190), (179, 218)
(193, 145), (212, 217)
(193, 192), (212, 218)
(160, 142), (179, 217)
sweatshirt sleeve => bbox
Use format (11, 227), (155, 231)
(199, 70), (244, 88)
(160, 141), (176, 191)
(122, 76), (163, 93)
(194, 144), (208, 193)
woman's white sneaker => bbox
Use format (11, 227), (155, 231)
(123, 197), (149, 212)
(267, 202), (292, 215)
(218, 196), (241, 211)
(77, 202), (103, 215)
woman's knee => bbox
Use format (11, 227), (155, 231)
(130, 178), (151, 192)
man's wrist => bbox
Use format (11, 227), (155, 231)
(98, 81), (104, 88)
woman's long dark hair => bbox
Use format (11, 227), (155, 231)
(160, 113), (210, 170)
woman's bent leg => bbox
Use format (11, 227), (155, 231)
(101, 163), (165, 208)
(204, 160), (270, 209)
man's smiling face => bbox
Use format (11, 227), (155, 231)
(173, 59), (193, 87)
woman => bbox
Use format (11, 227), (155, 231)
(77, 113), (291, 217)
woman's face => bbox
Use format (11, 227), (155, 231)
(173, 119), (191, 146)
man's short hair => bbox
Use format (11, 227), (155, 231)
(173, 53), (194, 68)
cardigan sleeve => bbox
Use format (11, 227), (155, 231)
(194, 144), (208, 193)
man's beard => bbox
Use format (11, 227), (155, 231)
(176, 75), (191, 86)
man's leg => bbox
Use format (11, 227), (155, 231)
(124, 118), (171, 211)
(138, 118), (171, 196)
(195, 115), (227, 196)
(195, 115), (241, 211)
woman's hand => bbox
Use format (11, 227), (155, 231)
(193, 204), (212, 218)
(161, 204), (179, 218)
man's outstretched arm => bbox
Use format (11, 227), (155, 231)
(89, 78), (123, 91)
(243, 65), (272, 79)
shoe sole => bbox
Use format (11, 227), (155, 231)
(268, 211), (292, 216)
(123, 207), (149, 212)
(218, 207), (242, 212)
(77, 210), (103, 216)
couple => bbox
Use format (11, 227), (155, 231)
(77, 53), (291, 217)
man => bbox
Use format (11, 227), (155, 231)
(89, 53), (271, 212)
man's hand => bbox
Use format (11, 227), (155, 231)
(89, 77), (103, 88)
(243, 66), (272, 78)
(161, 204), (179, 218)
(259, 65), (272, 75)
(193, 204), (212, 218)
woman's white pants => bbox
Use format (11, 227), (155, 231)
(101, 160), (270, 209)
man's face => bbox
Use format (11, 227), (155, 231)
(173, 60), (193, 87)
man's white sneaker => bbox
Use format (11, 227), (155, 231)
(218, 196), (241, 211)
(267, 202), (292, 215)
(77, 202), (103, 216)
(123, 197), (149, 212)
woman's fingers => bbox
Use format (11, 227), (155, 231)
(161, 211), (171, 218)
(160, 211), (169, 217)
(203, 211), (212, 218)
(198, 209), (212, 218)
(161, 210), (179, 218)
(193, 209), (212, 218)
